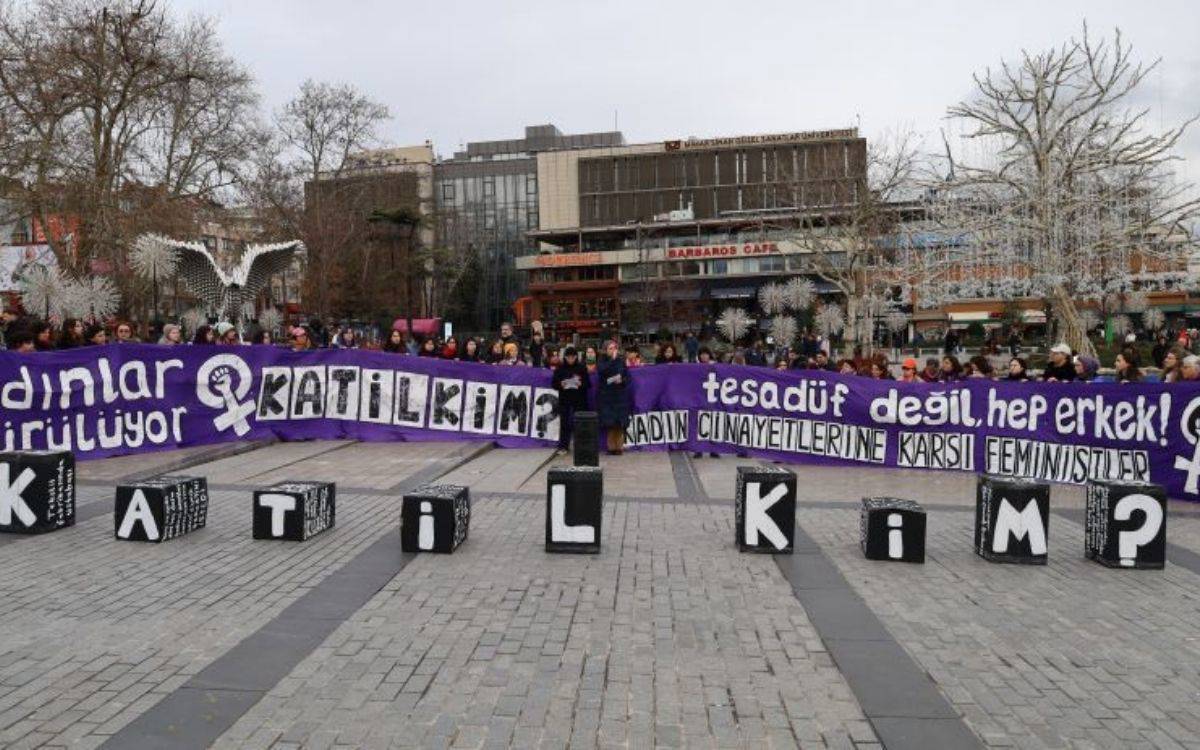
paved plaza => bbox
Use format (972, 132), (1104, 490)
(1, 440), (1198, 749)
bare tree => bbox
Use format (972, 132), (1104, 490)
(777, 130), (923, 355)
(922, 25), (1198, 355)
(0, 0), (263, 314)
(274, 79), (390, 320)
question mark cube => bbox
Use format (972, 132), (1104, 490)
(401, 484), (469, 553)
(974, 475), (1050, 565)
(253, 481), (336, 541)
(573, 412), (600, 467)
(735, 466), (796, 554)
(860, 497), (926, 563)
(1085, 480), (1167, 569)
(546, 467), (603, 553)
(0, 450), (75, 535)
(115, 476), (208, 542)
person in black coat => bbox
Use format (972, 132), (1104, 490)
(552, 346), (591, 453)
(596, 339), (631, 454)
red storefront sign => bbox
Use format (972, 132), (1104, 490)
(665, 242), (779, 260)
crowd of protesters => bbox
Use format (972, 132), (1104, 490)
(5, 313), (1200, 458)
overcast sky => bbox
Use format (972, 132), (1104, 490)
(174, 0), (1199, 179)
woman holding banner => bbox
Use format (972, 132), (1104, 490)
(597, 339), (631, 455)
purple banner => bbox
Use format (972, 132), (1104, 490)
(3, 346), (1200, 500)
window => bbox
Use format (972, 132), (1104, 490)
(680, 260), (701, 277)
(526, 176), (537, 195)
(708, 260), (729, 275)
(442, 182), (455, 201)
(760, 256), (785, 272)
(483, 177), (495, 197)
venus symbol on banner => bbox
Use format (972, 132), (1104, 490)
(196, 354), (255, 436)
(1173, 396), (1200, 494)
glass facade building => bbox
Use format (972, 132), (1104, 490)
(433, 125), (623, 332)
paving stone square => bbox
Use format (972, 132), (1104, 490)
(1, 441), (1198, 749)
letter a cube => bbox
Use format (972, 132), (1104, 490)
(1085, 479), (1167, 569)
(573, 411), (600, 467)
(735, 466), (795, 554)
(546, 467), (602, 553)
(0, 450), (75, 534)
(975, 474), (1049, 565)
(253, 481), (336, 541)
(115, 476), (208, 543)
(860, 497), (926, 563)
(401, 484), (470, 553)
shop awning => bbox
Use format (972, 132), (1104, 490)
(710, 286), (756, 299)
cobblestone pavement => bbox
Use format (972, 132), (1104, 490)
(1, 442), (1198, 749)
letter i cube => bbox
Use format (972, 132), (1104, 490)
(735, 466), (795, 553)
(401, 485), (470, 553)
(860, 497), (926, 563)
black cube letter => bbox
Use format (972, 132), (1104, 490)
(735, 466), (795, 554)
(254, 481), (336, 541)
(975, 474), (1049, 565)
(1085, 479), (1167, 569)
(546, 467), (602, 553)
(115, 476), (208, 543)
(401, 485), (470, 553)
(0, 450), (75, 534)
(860, 497), (926, 563)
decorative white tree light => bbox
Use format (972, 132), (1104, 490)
(770, 316), (799, 348)
(1079, 309), (1101, 332)
(1109, 314), (1133, 338)
(1123, 291), (1149, 314)
(716, 307), (753, 343)
(130, 234), (179, 318)
(815, 303), (845, 337)
(182, 307), (208, 334)
(1142, 308), (1165, 331)
(257, 308), (282, 335)
(63, 275), (119, 322)
(783, 277), (816, 312)
(885, 311), (909, 335)
(757, 283), (788, 315)
(17, 265), (66, 320)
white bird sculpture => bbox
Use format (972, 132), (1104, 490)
(144, 236), (304, 324)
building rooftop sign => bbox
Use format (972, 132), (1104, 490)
(665, 128), (858, 151)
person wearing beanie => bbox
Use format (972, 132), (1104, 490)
(552, 346), (590, 454)
(1073, 354), (1100, 382)
(1043, 343), (1076, 382)
(215, 322), (240, 345)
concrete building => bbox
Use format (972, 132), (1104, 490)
(517, 128), (866, 337)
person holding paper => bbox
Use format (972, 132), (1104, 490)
(597, 339), (631, 455)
